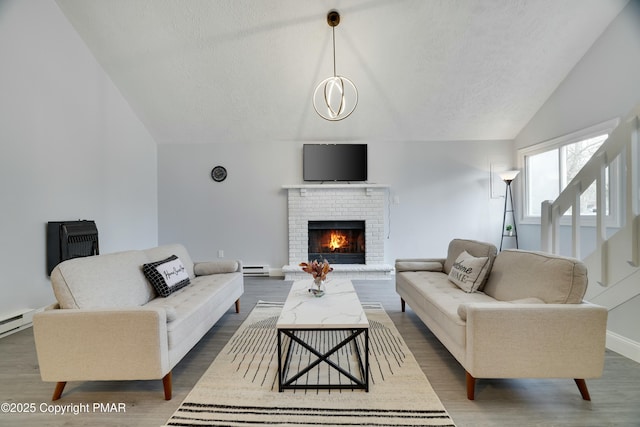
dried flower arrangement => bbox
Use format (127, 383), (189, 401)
(299, 259), (333, 297)
(299, 259), (333, 282)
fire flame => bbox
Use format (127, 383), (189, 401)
(329, 231), (348, 251)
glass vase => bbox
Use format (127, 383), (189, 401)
(311, 278), (325, 297)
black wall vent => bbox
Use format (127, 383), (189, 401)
(46, 220), (99, 275)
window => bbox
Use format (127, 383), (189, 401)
(518, 119), (620, 224)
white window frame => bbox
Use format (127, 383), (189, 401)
(517, 118), (622, 227)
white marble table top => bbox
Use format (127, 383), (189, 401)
(277, 278), (369, 329)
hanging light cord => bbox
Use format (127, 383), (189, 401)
(332, 26), (337, 77)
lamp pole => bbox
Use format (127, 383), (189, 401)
(500, 178), (518, 251)
(498, 170), (520, 251)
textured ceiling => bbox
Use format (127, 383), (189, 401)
(56, 0), (628, 144)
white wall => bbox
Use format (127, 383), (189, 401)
(0, 0), (158, 318)
(158, 139), (512, 269)
(515, 2), (640, 151)
(513, 1), (640, 349)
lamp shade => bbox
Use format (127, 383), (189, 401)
(498, 170), (520, 182)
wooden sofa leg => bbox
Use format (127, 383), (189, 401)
(163, 372), (172, 400)
(52, 381), (66, 401)
(466, 372), (476, 400)
(574, 378), (591, 401)
(401, 298), (406, 312)
(235, 299), (240, 313)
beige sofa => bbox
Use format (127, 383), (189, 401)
(33, 244), (243, 400)
(396, 239), (608, 400)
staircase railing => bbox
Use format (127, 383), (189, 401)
(541, 104), (640, 286)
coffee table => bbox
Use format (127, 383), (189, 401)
(276, 278), (369, 392)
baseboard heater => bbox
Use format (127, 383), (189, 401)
(0, 309), (36, 338)
(243, 265), (270, 277)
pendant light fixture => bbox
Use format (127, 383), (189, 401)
(312, 10), (358, 121)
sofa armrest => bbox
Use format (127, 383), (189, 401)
(464, 302), (607, 379)
(194, 260), (242, 275)
(395, 258), (445, 272)
(33, 307), (169, 382)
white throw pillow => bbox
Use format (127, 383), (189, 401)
(142, 255), (190, 297)
(448, 250), (490, 293)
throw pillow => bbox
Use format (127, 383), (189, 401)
(194, 260), (239, 275)
(143, 255), (190, 297)
(395, 261), (443, 272)
(448, 250), (490, 293)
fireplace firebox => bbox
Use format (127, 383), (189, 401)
(308, 220), (365, 264)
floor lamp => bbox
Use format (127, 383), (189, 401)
(499, 170), (520, 251)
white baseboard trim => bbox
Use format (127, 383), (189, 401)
(606, 330), (640, 363)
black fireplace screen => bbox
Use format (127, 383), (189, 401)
(46, 220), (99, 275)
(308, 220), (365, 264)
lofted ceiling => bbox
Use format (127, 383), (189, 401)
(55, 0), (628, 144)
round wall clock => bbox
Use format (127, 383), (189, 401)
(211, 166), (227, 182)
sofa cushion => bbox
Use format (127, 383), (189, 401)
(143, 255), (191, 297)
(144, 272), (243, 352)
(397, 271), (496, 354)
(194, 260), (239, 275)
(51, 250), (155, 309)
(443, 239), (497, 290)
(163, 305), (178, 322)
(456, 297), (545, 321)
(448, 250), (490, 293)
(483, 249), (588, 304)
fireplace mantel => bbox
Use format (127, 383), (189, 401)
(282, 183), (389, 189)
(283, 183), (389, 195)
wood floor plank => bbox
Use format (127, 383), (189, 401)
(0, 277), (638, 426)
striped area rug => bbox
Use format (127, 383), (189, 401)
(164, 301), (455, 427)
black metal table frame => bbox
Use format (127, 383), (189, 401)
(277, 327), (369, 392)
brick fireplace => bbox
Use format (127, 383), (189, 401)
(282, 184), (393, 280)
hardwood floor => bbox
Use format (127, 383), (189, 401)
(1, 277), (639, 426)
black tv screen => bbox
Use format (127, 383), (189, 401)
(303, 144), (368, 182)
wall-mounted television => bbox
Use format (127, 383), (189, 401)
(303, 144), (368, 182)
